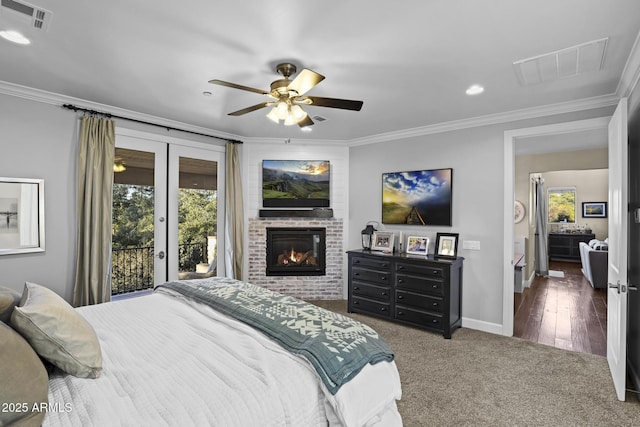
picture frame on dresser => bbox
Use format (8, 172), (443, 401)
(434, 232), (458, 259)
(371, 231), (394, 252)
(406, 235), (429, 256)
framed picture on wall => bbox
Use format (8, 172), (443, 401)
(582, 202), (607, 218)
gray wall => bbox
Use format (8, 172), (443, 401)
(348, 107), (615, 330)
(0, 96), (78, 300)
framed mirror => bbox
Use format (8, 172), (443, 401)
(0, 177), (45, 255)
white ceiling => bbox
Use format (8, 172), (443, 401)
(0, 0), (639, 143)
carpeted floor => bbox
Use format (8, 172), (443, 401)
(311, 300), (640, 427)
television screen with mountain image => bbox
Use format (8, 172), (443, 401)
(262, 160), (330, 208)
(382, 168), (452, 225)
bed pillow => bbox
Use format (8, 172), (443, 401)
(0, 320), (48, 427)
(0, 286), (21, 325)
(11, 282), (103, 378)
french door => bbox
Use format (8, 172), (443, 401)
(112, 129), (224, 295)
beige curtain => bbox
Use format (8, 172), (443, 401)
(73, 116), (115, 306)
(225, 142), (244, 279)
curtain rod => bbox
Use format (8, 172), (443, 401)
(61, 103), (243, 144)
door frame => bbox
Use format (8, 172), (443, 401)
(502, 116), (611, 336)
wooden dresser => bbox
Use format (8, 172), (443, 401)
(548, 233), (595, 261)
(347, 250), (463, 338)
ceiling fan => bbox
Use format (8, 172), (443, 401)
(208, 63), (363, 127)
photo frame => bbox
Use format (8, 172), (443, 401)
(406, 235), (430, 256)
(371, 231), (394, 252)
(434, 232), (458, 259)
(582, 202), (607, 218)
(0, 177), (45, 256)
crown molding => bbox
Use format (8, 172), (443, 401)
(617, 29), (640, 98)
(0, 79), (622, 148)
(347, 94), (620, 147)
(0, 80), (242, 142)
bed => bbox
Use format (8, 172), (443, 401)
(1, 278), (402, 426)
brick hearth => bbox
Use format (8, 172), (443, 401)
(248, 217), (343, 299)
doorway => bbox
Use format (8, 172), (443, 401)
(111, 129), (225, 296)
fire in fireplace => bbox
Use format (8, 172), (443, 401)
(266, 227), (326, 276)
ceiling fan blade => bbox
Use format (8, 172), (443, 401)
(228, 102), (271, 116)
(287, 69), (325, 96)
(208, 79), (268, 95)
(304, 96), (363, 111)
(298, 115), (314, 128)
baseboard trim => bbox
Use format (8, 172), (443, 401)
(461, 317), (504, 336)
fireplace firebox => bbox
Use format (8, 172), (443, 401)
(266, 227), (326, 276)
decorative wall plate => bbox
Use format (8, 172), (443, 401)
(514, 200), (526, 224)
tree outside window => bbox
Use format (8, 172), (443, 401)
(547, 187), (576, 223)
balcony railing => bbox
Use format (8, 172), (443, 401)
(111, 242), (207, 295)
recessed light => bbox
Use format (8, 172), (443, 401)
(0, 30), (31, 45)
(300, 126), (313, 132)
(465, 84), (484, 95)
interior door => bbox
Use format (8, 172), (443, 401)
(113, 135), (168, 291)
(607, 98), (629, 401)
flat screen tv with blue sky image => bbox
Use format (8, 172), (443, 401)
(382, 168), (452, 225)
(262, 160), (330, 208)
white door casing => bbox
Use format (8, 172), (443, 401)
(607, 98), (629, 402)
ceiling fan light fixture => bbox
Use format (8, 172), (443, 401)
(275, 101), (289, 120)
(113, 161), (126, 173)
(266, 108), (280, 123)
(290, 104), (307, 121)
(283, 114), (298, 126)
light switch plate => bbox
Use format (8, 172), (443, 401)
(462, 240), (481, 250)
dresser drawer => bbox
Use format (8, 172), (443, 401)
(396, 262), (444, 279)
(351, 256), (392, 271)
(352, 281), (391, 301)
(395, 306), (443, 329)
(396, 273), (444, 296)
(396, 290), (443, 314)
(351, 296), (391, 317)
(351, 266), (391, 286)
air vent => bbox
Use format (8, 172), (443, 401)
(513, 38), (608, 86)
(312, 115), (328, 122)
(0, 0), (52, 31)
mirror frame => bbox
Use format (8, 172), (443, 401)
(0, 177), (45, 255)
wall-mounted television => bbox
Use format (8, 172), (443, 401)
(382, 168), (452, 225)
(262, 160), (330, 208)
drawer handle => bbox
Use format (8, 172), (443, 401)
(354, 286), (360, 291)
(380, 275), (387, 280)
(380, 307), (387, 312)
(381, 291), (387, 296)
(432, 284), (439, 289)
(398, 311), (404, 316)
(353, 301), (359, 305)
(432, 319), (439, 324)
(398, 279), (404, 284)
(354, 260), (360, 264)
(398, 295), (404, 299)
(354, 273), (360, 276)
(433, 302), (439, 307)
(398, 265), (405, 270)
(380, 263), (389, 267)
(431, 270), (439, 275)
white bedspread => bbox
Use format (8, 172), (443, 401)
(44, 292), (402, 427)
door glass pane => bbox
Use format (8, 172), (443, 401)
(177, 157), (217, 278)
(111, 148), (155, 295)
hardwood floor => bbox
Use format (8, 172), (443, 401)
(514, 260), (608, 357)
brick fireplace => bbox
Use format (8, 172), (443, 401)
(248, 217), (343, 299)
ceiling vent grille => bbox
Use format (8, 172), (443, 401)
(513, 38), (608, 86)
(312, 115), (328, 122)
(0, 0), (52, 31)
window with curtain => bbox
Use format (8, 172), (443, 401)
(547, 187), (576, 223)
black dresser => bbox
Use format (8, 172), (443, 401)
(347, 250), (463, 339)
(548, 233), (595, 261)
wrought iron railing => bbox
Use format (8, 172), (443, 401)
(111, 242), (207, 295)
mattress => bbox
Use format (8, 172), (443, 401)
(44, 290), (402, 426)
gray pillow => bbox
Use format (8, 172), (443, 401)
(11, 282), (103, 379)
(0, 286), (21, 325)
(0, 320), (48, 427)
